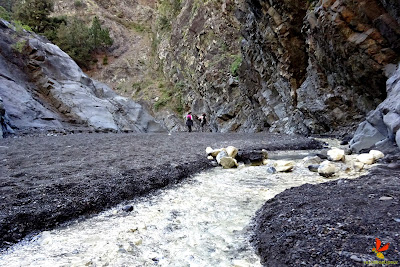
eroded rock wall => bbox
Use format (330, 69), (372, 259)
(0, 19), (164, 135)
(300, 0), (400, 133)
(239, 0), (400, 134)
(238, 0), (309, 134)
(4, 0), (400, 136)
(157, 0), (266, 132)
(158, 0), (400, 135)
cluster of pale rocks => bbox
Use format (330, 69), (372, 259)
(206, 146), (385, 178)
(305, 148), (384, 177)
(206, 146), (242, 169)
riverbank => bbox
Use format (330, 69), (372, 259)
(251, 162), (400, 266)
(0, 132), (322, 249)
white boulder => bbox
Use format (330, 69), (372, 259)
(327, 148), (345, 161)
(220, 157), (238, 168)
(206, 147), (213, 155)
(211, 148), (223, 157)
(357, 153), (375, 164)
(318, 160), (336, 177)
(274, 160), (295, 172)
(262, 149), (269, 159)
(207, 156), (214, 160)
(369, 150), (384, 161)
(353, 161), (365, 172)
(226, 146), (238, 158)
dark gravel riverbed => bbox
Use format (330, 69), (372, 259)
(251, 162), (400, 266)
(0, 132), (321, 249)
(1, 132), (399, 266)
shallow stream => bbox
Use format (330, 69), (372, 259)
(0, 149), (369, 267)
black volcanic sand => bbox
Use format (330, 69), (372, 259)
(251, 164), (400, 266)
(0, 132), (322, 249)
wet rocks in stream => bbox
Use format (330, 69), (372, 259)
(206, 143), (385, 180)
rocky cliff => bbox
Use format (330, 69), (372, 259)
(0, 19), (164, 137)
(2, 0), (400, 150)
(350, 63), (400, 152)
(157, 0), (400, 135)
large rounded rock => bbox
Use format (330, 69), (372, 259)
(220, 157), (238, 169)
(302, 156), (321, 167)
(0, 97), (4, 138)
(275, 160), (295, 172)
(262, 149), (269, 159)
(266, 166), (277, 174)
(352, 161), (365, 172)
(206, 147), (213, 155)
(327, 148), (345, 161)
(210, 148), (223, 157)
(122, 205), (133, 212)
(369, 150), (384, 161)
(226, 146), (238, 158)
(357, 153), (375, 165)
(350, 121), (387, 153)
(318, 161), (336, 178)
(308, 164), (320, 172)
(350, 64), (400, 152)
(396, 130), (400, 150)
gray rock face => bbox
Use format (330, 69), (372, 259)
(0, 97), (6, 138)
(0, 19), (165, 136)
(238, 0), (400, 135)
(158, 0), (400, 135)
(350, 64), (400, 152)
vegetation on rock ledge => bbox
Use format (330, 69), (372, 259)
(0, 0), (113, 69)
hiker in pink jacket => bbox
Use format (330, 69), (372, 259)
(185, 112), (193, 132)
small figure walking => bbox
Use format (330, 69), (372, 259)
(198, 113), (207, 132)
(186, 112), (193, 132)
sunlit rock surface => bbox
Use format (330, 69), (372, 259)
(0, 19), (164, 136)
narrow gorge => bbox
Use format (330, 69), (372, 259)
(1, 0), (400, 266)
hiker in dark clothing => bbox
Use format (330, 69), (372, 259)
(186, 112), (193, 132)
(198, 113), (207, 132)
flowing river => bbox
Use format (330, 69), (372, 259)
(0, 150), (370, 267)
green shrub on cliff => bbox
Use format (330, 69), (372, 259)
(12, 39), (26, 53)
(230, 54), (242, 77)
(13, 0), (54, 34)
(0, 6), (10, 20)
(56, 18), (92, 67)
(14, 20), (32, 32)
(157, 0), (182, 31)
(55, 16), (113, 68)
(89, 16), (113, 49)
(74, 0), (83, 8)
(153, 81), (184, 113)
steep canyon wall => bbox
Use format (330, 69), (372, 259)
(159, 0), (400, 135)
(2, 0), (400, 144)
